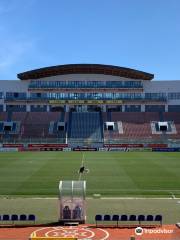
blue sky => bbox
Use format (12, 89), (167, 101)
(0, 0), (180, 80)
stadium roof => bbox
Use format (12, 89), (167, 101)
(17, 64), (154, 80)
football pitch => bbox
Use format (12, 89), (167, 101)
(0, 151), (180, 224)
(0, 151), (180, 197)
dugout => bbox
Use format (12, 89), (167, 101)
(59, 180), (86, 224)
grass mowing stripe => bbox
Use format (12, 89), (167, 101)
(0, 198), (179, 224)
(0, 152), (180, 197)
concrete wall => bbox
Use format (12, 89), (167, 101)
(30, 74), (135, 82)
(0, 80), (29, 92)
(143, 80), (180, 93)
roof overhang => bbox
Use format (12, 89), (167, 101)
(17, 64), (154, 80)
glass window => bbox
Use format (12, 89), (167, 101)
(29, 80), (143, 89)
(27, 91), (145, 100)
(6, 92), (26, 99)
(0, 92), (3, 99)
(145, 92), (166, 100)
(168, 92), (180, 100)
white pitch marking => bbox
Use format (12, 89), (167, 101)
(31, 227), (53, 238)
(31, 226), (109, 240)
(45, 227), (95, 239)
(53, 231), (59, 236)
(96, 228), (109, 240)
(45, 227), (65, 237)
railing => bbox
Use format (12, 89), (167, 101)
(104, 138), (180, 144)
(0, 138), (66, 144)
(4, 96), (167, 101)
(28, 81), (143, 89)
(1, 137), (180, 145)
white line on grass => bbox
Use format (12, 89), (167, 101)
(100, 197), (180, 200)
(91, 189), (180, 192)
(1, 196), (180, 200)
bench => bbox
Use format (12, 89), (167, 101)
(95, 214), (162, 227)
(0, 214), (36, 224)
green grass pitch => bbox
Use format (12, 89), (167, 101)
(0, 151), (180, 197)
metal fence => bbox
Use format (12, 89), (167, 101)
(1, 137), (180, 145)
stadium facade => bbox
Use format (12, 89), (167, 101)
(0, 64), (180, 148)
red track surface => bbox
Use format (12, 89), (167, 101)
(0, 224), (179, 240)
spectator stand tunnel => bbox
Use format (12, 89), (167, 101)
(59, 180), (86, 224)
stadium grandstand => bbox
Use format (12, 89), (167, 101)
(0, 64), (180, 239)
(0, 63), (180, 150)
